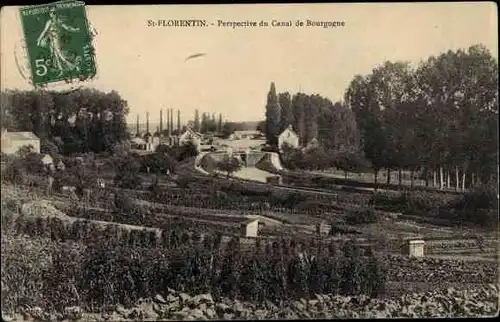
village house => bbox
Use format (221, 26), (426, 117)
(41, 154), (54, 166)
(1, 129), (40, 155)
(278, 125), (299, 151)
(131, 137), (147, 150)
(179, 127), (202, 152)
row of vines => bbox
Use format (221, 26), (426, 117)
(2, 211), (389, 312)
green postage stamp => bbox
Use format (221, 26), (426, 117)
(19, 0), (96, 87)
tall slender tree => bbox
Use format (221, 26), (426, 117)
(278, 92), (294, 133)
(177, 110), (181, 133)
(217, 114), (223, 134)
(170, 108), (174, 135)
(194, 109), (200, 132)
(265, 82), (281, 147)
(160, 109), (163, 133)
(292, 93), (307, 146)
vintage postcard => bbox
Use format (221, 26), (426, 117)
(1, 2), (498, 320)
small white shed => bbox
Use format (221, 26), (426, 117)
(407, 239), (425, 258)
(240, 219), (259, 237)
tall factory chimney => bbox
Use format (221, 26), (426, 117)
(168, 108), (172, 136)
(177, 109), (181, 132)
(160, 109), (163, 133)
(166, 109), (170, 134)
(136, 114), (140, 136)
(171, 108), (174, 134)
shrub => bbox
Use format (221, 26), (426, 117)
(344, 208), (378, 225)
(1, 235), (56, 310)
(176, 173), (194, 189)
(444, 185), (498, 228)
(113, 191), (136, 215)
(369, 190), (455, 214)
(334, 151), (372, 174)
(330, 222), (362, 235)
(452, 185), (497, 211)
(179, 141), (199, 161)
(199, 154), (218, 174)
(216, 155), (242, 178)
(113, 154), (142, 189)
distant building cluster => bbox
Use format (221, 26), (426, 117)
(129, 108), (305, 158)
(130, 109), (202, 152)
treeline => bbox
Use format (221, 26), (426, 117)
(1, 88), (130, 155)
(189, 109), (260, 139)
(190, 109), (222, 134)
(263, 83), (359, 151)
(263, 44), (498, 191)
(345, 44), (498, 189)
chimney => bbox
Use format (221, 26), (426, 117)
(177, 109), (181, 132)
(168, 108), (172, 136)
(170, 108), (173, 133)
(166, 109), (170, 135)
(160, 109), (163, 133)
(171, 108), (174, 134)
(136, 114), (140, 136)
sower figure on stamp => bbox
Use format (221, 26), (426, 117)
(37, 7), (81, 77)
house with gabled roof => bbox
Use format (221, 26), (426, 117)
(179, 127), (202, 151)
(1, 129), (40, 155)
(278, 125), (299, 152)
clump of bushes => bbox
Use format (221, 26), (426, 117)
(443, 185), (498, 228)
(344, 208), (378, 225)
(113, 154), (142, 190)
(330, 222), (362, 235)
(199, 154), (218, 173)
(369, 187), (498, 229)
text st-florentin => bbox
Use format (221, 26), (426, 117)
(1, 3), (498, 321)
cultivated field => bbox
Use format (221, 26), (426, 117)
(1, 154), (498, 320)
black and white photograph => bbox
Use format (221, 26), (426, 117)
(1, 2), (498, 320)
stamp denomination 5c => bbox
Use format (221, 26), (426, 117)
(19, 0), (96, 87)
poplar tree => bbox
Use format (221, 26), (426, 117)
(265, 82), (281, 147)
(193, 109), (200, 132)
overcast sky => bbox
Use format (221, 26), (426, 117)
(1, 2), (498, 124)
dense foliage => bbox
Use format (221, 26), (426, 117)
(1, 223), (389, 312)
(216, 155), (243, 178)
(345, 45), (498, 189)
(1, 88), (130, 154)
(262, 45), (498, 193)
(344, 208), (378, 225)
(264, 89), (360, 152)
(370, 188), (498, 229)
